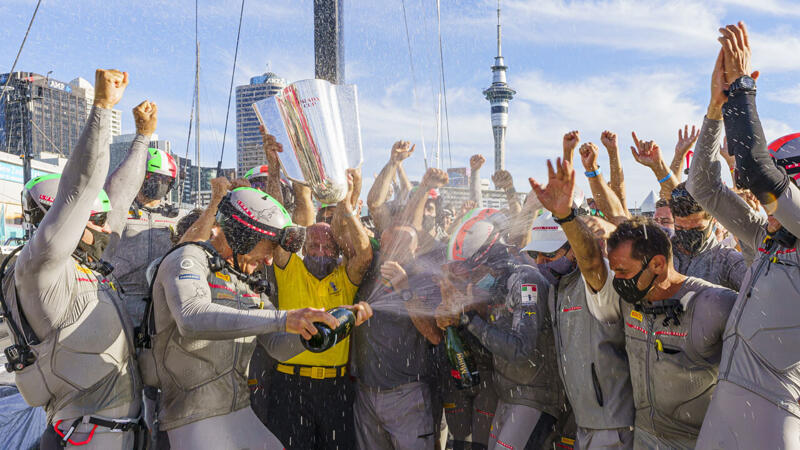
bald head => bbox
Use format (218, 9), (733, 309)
(304, 222), (338, 258)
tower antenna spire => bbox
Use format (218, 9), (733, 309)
(483, 0), (515, 172)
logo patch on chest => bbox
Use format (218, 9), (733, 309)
(520, 284), (537, 304)
(630, 310), (643, 322)
(215, 271), (231, 282)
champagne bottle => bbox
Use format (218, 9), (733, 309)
(301, 307), (356, 353)
(445, 326), (480, 389)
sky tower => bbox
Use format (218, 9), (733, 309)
(483, 0), (516, 172)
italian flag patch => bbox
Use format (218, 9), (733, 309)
(521, 284), (537, 304)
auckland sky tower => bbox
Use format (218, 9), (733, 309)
(483, 0), (516, 172)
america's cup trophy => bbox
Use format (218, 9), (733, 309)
(253, 79), (363, 204)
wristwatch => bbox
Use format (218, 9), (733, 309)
(553, 208), (577, 225)
(400, 289), (415, 302)
(726, 75), (756, 97)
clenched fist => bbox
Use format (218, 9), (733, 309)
(470, 154), (486, 172)
(563, 130), (580, 154)
(390, 141), (415, 163)
(93, 69), (128, 109)
(600, 131), (617, 150)
(492, 170), (515, 191)
(421, 168), (448, 189)
(210, 177), (232, 200)
(133, 100), (157, 136)
(579, 143), (600, 172)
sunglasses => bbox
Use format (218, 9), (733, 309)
(528, 243), (570, 260)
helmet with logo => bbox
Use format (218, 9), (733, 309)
(522, 212), (568, 253)
(244, 164), (295, 213)
(447, 208), (515, 276)
(23, 173), (111, 227)
(216, 187), (305, 257)
(769, 132), (800, 185)
(141, 148), (178, 200)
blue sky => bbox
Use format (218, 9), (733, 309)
(1, 0), (799, 205)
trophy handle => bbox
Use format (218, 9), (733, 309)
(280, 166), (310, 188)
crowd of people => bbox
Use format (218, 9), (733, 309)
(1, 20), (799, 450)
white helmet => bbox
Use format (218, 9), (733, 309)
(522, 212), (568, 253)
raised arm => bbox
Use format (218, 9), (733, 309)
(396, 162), (412, 199)
(507, 191), (542, 248)
(367, 141), (414, 232)
(260, 128), (293, 268)
(291, 183), (315, 227)
(717, 22), (800, 238)
(179, 177), (230, 243)
(492, 169), (522, 215)
(530, 158), (607, 292)
(631, 132), (679, 201)
(334, 168), (373, 285)
(469, 154), (485, 206)
(401, 168), (448, 231)
(669, 125), (699, 180)
(105, 100), (157, 250)
(17, 69), (126, 277)
(600, 130), (627, 210)
(562, 130), (580, 167)
(686, 47), (766, 251)
(579, 142), (630, 224)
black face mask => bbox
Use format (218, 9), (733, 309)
(78, 228), (110, 261)
(304, 255), (338, 279)
(612, 258), (656, 304)
(674, 223), (711, 255)
(422, 215), (436, 233)
(141, 175), (172, 200)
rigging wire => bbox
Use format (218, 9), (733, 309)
(400, 0), (428, 170)
(0, 0), (43, 105)
(179, 88), (197, 207)
(217, 0), (246, 177)
(435, 0), (453, 168)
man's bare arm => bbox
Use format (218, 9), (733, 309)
(579, 142), (630, 224)
(179, 177), (230, 243)
(630, 132), (679, 200)
(530, 158), (607, 292)
(335, 169), (372, 285)
(669, 125), (699, 181)
(600, 130), (627, 210)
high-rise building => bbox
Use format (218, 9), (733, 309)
(483, 1), (515, 172)
(110, 133), (172, 172)
(235, 72), (286, 177)
(0, 72), (121, 160)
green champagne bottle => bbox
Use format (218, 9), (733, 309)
(301, 307), (355, 353)
(445, 326), (480, 389)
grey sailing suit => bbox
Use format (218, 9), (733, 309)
(672, 234), (746, 291)
(3, 107), (143, 448)
(689, 116), (800, 449)
(548, 265), (634, 449)
(106, 201), (177, 326)
(144, 243), (303, 449)
(464, 264), (562, 450)
(584, 262), (736, 450)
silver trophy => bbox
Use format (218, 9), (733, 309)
(253, 79), (363, 204)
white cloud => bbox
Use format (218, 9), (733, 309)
(767, 83), (800, 105)
(718, 0), (800, 17)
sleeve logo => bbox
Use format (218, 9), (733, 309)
(521, 284), (537, 304)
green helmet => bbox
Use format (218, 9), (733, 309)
(215, 187), (305, 255)
(23, 173), (111, 227)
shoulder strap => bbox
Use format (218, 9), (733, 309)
(0, 245), (39, 346)
(135, 241), (222, 349)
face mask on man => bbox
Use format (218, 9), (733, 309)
(78, 228), (110, 261)
(304, 255), (338, 279)
(475, 272), (497, 291)
(422, 215), (436, 233)
(538, 256), (577, 285)
(612, 258), (656, 304)
(674, 223), (711, 255)
(141, 175), (172, 200)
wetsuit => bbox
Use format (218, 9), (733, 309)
(3, 107), (142, 449)
(464, 263), (562, 450)
(145, 243), (304, 449)
(585, 261), (736, 449)
(547, 263), (634, 449)
(689, 98), (800, 449)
